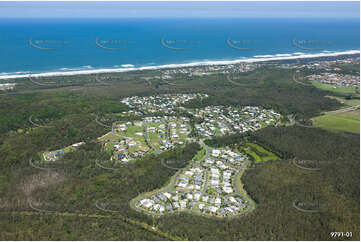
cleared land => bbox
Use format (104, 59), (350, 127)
(311, 81), (359, 95)
(236, 142), (279, 163)
(312, 109), (360, 134)
(325, 95), (360, 107)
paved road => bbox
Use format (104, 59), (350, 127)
(131, 140), (257, 218)
(132, 140), (211, 213)
(232, 160), (256, 216)
(143, 122), (154, 151)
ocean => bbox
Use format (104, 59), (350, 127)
(0, 18), (359, 79)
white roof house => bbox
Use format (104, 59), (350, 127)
(153, 204), (160, 211)
(229, 197), (237, 204)
(180, 201), (187, 209)
(223, 186), (233, 194)
(163, 192), (172, 199)
(199, 203), (205, 210)
(210, 206), (218, 213)
(215, 197), (222, 205)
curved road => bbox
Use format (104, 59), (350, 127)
(131, 140), (255, 217)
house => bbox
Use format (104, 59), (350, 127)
(128, 141), (137, 147)
(163, 192), (172, 199)
(223, 187), (233, 194)
(159, 205), (165, 213)
(199, 203), (205, 210)
(180, 201), (187, 209)
(210, 206), (218, 213)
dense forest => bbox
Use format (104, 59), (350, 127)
(0, 64), (359, 240)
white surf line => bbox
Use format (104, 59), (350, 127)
(1, 50), (359, 80)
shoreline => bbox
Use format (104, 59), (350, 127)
(0, 50), (359, 80)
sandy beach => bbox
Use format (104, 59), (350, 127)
(0, 50), (359, 80)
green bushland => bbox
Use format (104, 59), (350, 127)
(192, 147), (206, 162)
(0, 63), (359, 240)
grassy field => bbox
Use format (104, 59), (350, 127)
(325, 95), (360, 106)
(312, 109), (360, 134)
(147, 122), (166, 149)
(124, 125), (149, 153)
(97, 132), (121, 142)
(311, 81), (359, 95)
(192, 147), (206, 162)
(237, 142), (279, 163)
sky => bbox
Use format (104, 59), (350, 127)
(0, 1), (359, 19)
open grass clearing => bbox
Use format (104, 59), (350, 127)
(312, 109), (360, 134)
